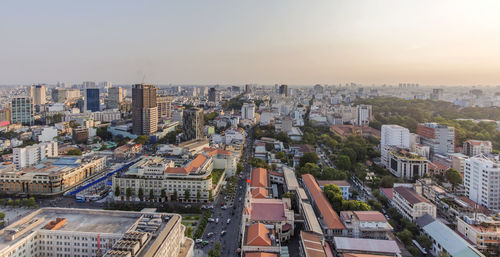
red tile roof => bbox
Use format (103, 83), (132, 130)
(245, 253), (277, 257)
(246, 223), (271, 246)
(203, 147), (232, 156)
(380, 188), (393, 201)
(251, 188), (268, 199)
(165, 154), (208, 174)
(317, 180), (350, 187)
(250, 199), (286, 222)
(354, 211), (387, 222)
(251, 168), (268, 188)
(394, 187), (430, 204)
(302, 174), (345, 230)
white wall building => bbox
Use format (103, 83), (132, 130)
(241, 103), (255, 120)
(464, 155), (500, 210)
(356, 104), (372, 126)
(13, 141), (58, 169)
(381, 125), (410, 149)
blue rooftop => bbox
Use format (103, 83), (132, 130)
(53, 157), (81, 167)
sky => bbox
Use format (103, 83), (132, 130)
(1, 0), (500, 86)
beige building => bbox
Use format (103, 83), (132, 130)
(132, 84), (158, 135)
(0, 155), (106, 195)
(457, 214), (500, 252)
(340, 211), (392, 239)
(157, 96), (172, 119)
(113, 154), (228, 202)
(393, 187), (436, 221)
(0, 208), (193, 257)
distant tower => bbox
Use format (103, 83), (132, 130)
(11, 97), (34, 126)
(245, 84), (252, 94)
(108, 87), (123, 109)
(183, 108), (204, 141)
(132, 84), (158, 135)
(279, 84), (288, 96)
(30, 84), (46, 106)
(85, 88), (100, 112)
(208, 87), (217, 102)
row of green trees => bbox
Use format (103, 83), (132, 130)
(323, 184), (370, 211)
(194, 211), (212, 239)
(0, 197), (37, 208)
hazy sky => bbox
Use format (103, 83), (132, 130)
(1, 0), (500, 85)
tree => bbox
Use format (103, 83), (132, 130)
(417, 234), (432, 249)
(185, 225), (194, 238)
(172, 190), (178, 201)
(135, 135), (150, 145)
(265, 143), (274, 152)
(397, 229), (413, 245)
(27, 197), (36, 207)
(114, 186), (120, 197)
(138, 188), (144, 201)
(197, 190), (201, 201)
(299, 152), (319, 168)
(236, 163), (243, 174)
(380, 175), (395, 188)
(149, 189), (154, 201)
(69, 120), (79, 128)
(0, 212), (5, 220)
(271, 163), (277, 171)
(407, 246), (420, 257)
(275, 152), (287, 163)
(160, 189), (167, 201)
(126, 187), (132, 200)
(445, 168), (462, 189)
(437, 251), (451, 257)
(340, 148), (357, 164)
(335, 155), (351, 170)
(184, 189), (190, 202)
(208, 190), (213, 202)
(67, 149), (82, 156)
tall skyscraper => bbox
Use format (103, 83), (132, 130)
(107, 87), (123, 109)
(85, 88), (100, 112)
(245, 84), (252, 94)
(356, 104), (372, 126)
(183, 108), (204, 141)
(157, 96), (172, 119)
(11, 97), (34, 126)
(30, 84), (46, 106)
(279, 84), (288, 96)
(208, 87), (216, 102)
(132, 84), (158, 135)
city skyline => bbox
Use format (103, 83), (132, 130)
(2, 1), (500, 85)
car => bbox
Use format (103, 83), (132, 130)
(238, 197), (242, 201)
(227, 218), (231, 224)
(202, 241), (209, 246)
(201, 205), (206, 209)
(208, 218), (215, 222)
(215, 218), (219, 223)
(207, 232), (214, 237)
(221, 230), (226, 236)
(195, 239), (203, 243)
(221, 205), (227, 209)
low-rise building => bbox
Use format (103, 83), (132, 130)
(457, 214), (500, 253)
(463, 140), (492, 157)
(393, 187), (436, 221)
(340, 211), (391, 239)
(114, 143), (142, 160)
(0, 155), (106, 195)
(0, 207), (193, 257)
(332, 237), (401, 257)
(382, 146), (428, 179)
(416, 214), (484, 257)
(299, 231), (333, 257)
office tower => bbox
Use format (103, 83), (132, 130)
(182, 108), (204, 140)
(0, 109), (11, 123)
(279, 84), (288, 96)
(82, 81), (96, 89)
(417, 123), (455, 155)
(208, 87), (216, 102)
(464, 155), (500, 210)
(430, 88), (443, 101)
(356, 104), (372, 126)
(99, 81), (112, 89)
(157, 96), (172, 119)
(30, 84), (46, 105)
(13, 141), (58, 169)
(132, 84), (158, 135)
(52, 88), (80, 103)
(11, 97), (34, 126)
(231, 86), (240, 92)
(72, 127), (89, 143)
(381, 125), (410, 148)
(245, 84), (252, 94)
(107, 87), (123, 109)
(241, 103), (255, 120)
(85, 88), (100, 112)
(463, 140), (492, 157)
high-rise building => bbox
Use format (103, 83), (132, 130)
(52, 88), (80, 103)
(157, 96), (172, 119)
(11, 97), (34, 126)
(107, 87), (123, 109)
(245, 84), (252, 94)
(381, 125), (410, 149)
(208, 87), (216, 102)
(13, 141), (58, 169)
(430, 88), (443, 100)
(279, 84), (288, 96)
(241, 103), (255, 120)
(82, 81), (96, 89)
(356, 104), (372, 126)
(417, 123), (455, 155)
(463, 140), (492, 157)
(132, 84), (158, 135)
(464, 155), (500, 210)
(30, 84), (46, 106)
(183, 108), (204, 140)
(85, 88), (100, 112)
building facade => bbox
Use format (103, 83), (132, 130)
(463, 140), (492, 157)
(30, 84), (46, 106)
(182, 108), (204, 141)
(85, 88), (100, 112)
(381, 124), (410, 149)
(132, 84), (158, 135)
(393, 187), (436, 220)
(417, 123), (455, 155)
(107, 87), (123, 109)
(356, 104), (372, 126)
(383, 146), (428, 179)
(464, 155), (500, 210)
(13, 141), (58, 169)
(157, 96), (172, 119)
(11, 97), (34, 126)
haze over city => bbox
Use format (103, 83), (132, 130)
(2, 0), (500, 85)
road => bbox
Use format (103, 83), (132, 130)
(195, 127), (254, 257)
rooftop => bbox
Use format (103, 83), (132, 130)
(394, 187), (431, 205)
(317, 180), (350, 187)
(250, 198), (286, 222)
(246, 223), (272, 246)
(300, 231), (330, 257)
(251, 168), (268, 188)
(333, 237), (400, 255)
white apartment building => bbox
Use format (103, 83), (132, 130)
(393, 186), (436, 220)
(241, 103), (255, 120)
(356, 104), (372, 126)
(464, 155), (500, 210)
(93, 110), (121, 122)
(417, 123), (455, 155)
(0, 208), (193, 257)
(381, 125), (410, 149)
(13, 141), (58, 169)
